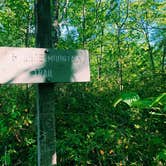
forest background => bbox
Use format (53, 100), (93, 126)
(0, 0), (166, 165)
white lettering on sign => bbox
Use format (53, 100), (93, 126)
(9, 52), (45, 65)
(46, 55), (71, 62)
(31, 69), (53, 78)
(46, 55), (85, 64)
(9, 53), (84, 65)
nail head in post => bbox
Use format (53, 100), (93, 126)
(45, 49), (49, 54)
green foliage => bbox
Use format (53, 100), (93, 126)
(55, 84), (166, 165)
(0, 0), (166, 165)
(0, 0), (35, 46)
(113, 92), (166, 165)
(113, 92), (140, 107)
(114, 92), (166, 110)
(157, 149), (166, 161)
(0, 85), (36, 165)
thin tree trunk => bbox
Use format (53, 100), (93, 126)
(25, 13), (30, 47)
(95, 0), (103, 79)
(144, 11), (155, 74)
(82, 0), (86, 48)
(115, 0), (129, 91)
(117, 27), (123, 91)
(53, 0), (59, 47)
(145, 31), (155, 73)
(161, 41), (166, 73)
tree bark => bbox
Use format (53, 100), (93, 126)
(82, 0), (86, 48)
(145, 31), (155, 73)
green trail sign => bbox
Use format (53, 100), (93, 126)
(0, 47), (90, 84)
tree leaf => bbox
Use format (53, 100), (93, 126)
(113, 92), (140, 107)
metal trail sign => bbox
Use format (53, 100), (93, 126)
(0, 47), (90, 84)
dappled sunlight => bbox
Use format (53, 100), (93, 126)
(0, 47), (46, 83)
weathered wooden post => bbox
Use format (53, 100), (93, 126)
(35, 0), (56, 165)
(0, 0), (90, 165)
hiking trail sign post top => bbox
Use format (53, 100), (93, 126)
(0, 47), (90, 84)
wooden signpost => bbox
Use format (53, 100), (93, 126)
(0, 0), (90, 166)
(0, 46), (90, 166)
